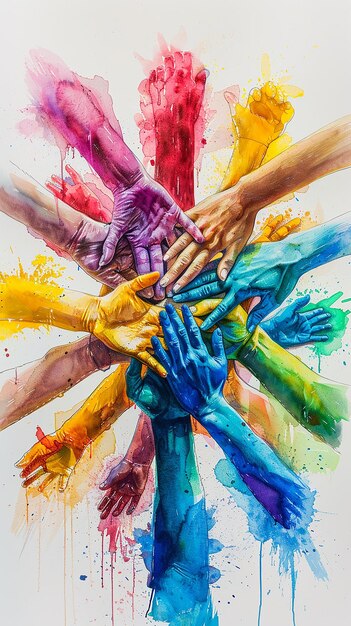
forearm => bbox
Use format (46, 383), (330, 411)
(152, 415), (207, 582)
(0, 173), (82, 249)
(236, 325), (348, 443)
(0, 336), (126, 430)
(237, 115), (351, 215)
(0, 276), (97, 332)
(287, 211), (351, 275)
(125, 411), (155, 465)
(59, 363), (133, 448)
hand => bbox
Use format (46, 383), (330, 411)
(252, 214), (300, 244)
(100, 170), (204, 299)
(126, 358), (188, 421)
(173, 238), (302, 332)
(151, 304), (227, 417)
(89, 273), (166, 376)
(46, 164), (111, 223)
(16, 426), (88, 492)
(161, 186), (256, 293)
(8, 174), (136, 289)
(98, 457), (150, 518)
(261, 295), (332, 347)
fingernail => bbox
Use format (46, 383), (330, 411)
(163, 253), (170, 262)
(159, 277), (167, 287)
(220, 269), (228, 281)
(173, 283), (181, 294)
(190, 306), (196, 312)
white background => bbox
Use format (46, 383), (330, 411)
(0, 1), (351, 625)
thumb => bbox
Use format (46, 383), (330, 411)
(130, 272), (160, 293)
(290, 294), (311, 312)
(247, 292), (278, 332)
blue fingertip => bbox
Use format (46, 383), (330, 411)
(159, 310), (167, 320)
(165, 303), (175, 314)
(172, 294), (184, 302)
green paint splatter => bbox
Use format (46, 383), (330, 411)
(301, 291), (350, 358)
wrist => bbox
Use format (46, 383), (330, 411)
(87, 335), (112, 371)
(80, 296), (100, 334)
(193, 394), (227, 422)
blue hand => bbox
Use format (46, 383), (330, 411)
(151, 304), (227, 417)
(261, 294), (332, 347)
(172, 239), (301, 332)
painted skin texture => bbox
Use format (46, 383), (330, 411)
(126, 359), (216, 626)
(162, 115), (351, 291)
(137, 49), (208, 210)
(25, 50), (204, 298)
(0, 271), (166, 376)
(220, 81), (295, 191)
(16, 364), (132, 491)
(152, 304), (314, 529)
(173, 211), (351, 332)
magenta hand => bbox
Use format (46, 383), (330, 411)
(101, 170), (204, 298)
(26, 50), (204, 299)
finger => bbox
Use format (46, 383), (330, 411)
(151, 336), (172, 372)
(177, 209), (205, 244)
(171, 249), (210, 294)
(308, 312), (331, 323)
(112, 495), (131, 517)
(126, 495), (141, 515)
(271, 218), (301, 241)
(166, 232), (177, 247)
(182, 304), (205, 349)
(310, 335), (329, 342)
(247, 292), (278, 332)
(212, 328), (226, 361)
(201, 292), (239, 331)
(165, 303), (191, 356)
(45, 182), (62, 198)
(175, 269), (218, 292)
(98, 495), (111, 509)
(100, 224), (125, 267)
(129, 272), (160, 293)
(217, 244), (238, 282)
(310, 323), (332, 332)
(188, 299), (222, 317)
(162, 243), (201, 291)
(65, 164), (82, 184)
(22, 467), (46, 488)
(289, 294), (311, 311)
(173, 280), (223, 303)
(163, 232), (193, 263)
(100, 496), (116, 520)
(51, 174), (66, 188)
(304, 307), (326, 320)
(58, 472), (71, 492)
(37, 473), (56, 493)
(158, 309), (184, 365)
(138, 351), (167, 378)
(149, 244), (165, 300)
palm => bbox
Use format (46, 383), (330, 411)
(98, 458), (150, 518)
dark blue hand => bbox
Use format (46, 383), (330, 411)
(151, 304), (227, 417)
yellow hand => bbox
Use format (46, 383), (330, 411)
(221, 82), (294, 190)
(252, 214), (301, 244)
(91, 272), (166, 376)
(16, 364), (132, 492)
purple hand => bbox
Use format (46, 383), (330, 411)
(100, 171), (204, 299)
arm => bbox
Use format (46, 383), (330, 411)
(0, 270), (166, 375)
(152, 305), (314, 530)
(0, 336), (128, 430)
(125, 360), (213, 624)
(162, 115), (351, 290)
(16, 363), (133, 491)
